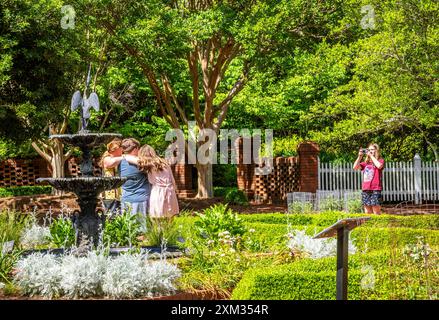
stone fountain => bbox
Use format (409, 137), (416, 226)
(37, 70), (127, 249)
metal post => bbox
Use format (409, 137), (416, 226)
(336, 227), (349, 300)
(414, 153), (422, 205)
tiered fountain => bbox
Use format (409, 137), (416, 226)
(37, 72), (127, 249)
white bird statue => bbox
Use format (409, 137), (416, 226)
(71, 64), (99, 132)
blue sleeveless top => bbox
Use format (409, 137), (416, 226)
(119, 159), (151, 203)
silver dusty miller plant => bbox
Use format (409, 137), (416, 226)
(13, 251), (181, 299)
(287, 229), (357, 259)
(20, 225), (52, 249)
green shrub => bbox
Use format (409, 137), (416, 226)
(0, 186), (52, 198)
(213, 187), (230, 197)
(288, 201), (314, 214)
(241, 212), (439, 230)
(213, 164), (237, 188)
(345, 198), (363, 213)
(194, 204), (247, 243)
(351, 227), (439, 252)
(49, 215), (75, 248)
(244, 223), (325, 252)
(317, 197), (343, 211)
(232, 267), (362, 300)
(103, 212), (141, 247)
(224, 188), (248, 205)
(143, 217), (180, 247)
(0, 211), (30, 244)
(232, 249), (437, 300)
(0, 249), (22, 284)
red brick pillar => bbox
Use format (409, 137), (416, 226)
(171, 163), (195, 198)
(297, 141), (320, 193)
(236, 137), (255, 200)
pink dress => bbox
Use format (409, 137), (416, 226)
(147, 167), (179, 218)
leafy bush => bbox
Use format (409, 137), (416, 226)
(345, 198), (363, 213)
(49, 215), (76, 248)
(224, 188), (248, 205)
(232, 249), (437, 300)
(194, 204), (247, 244)
(288, 201), (314, 214)
(0, 186), (52, 198)
(143, 217), (180, 247)
(213, 164), (237, 188)
(351, 227), (439, 252)
(213, 187), (235, 197)
(103, 212), (141, 247)
(317, 197), (343, 211)
(241, 212), (439, 230)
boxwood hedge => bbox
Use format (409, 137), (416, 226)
(232, 250), (435, 300)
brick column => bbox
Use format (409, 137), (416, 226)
(236, 137), (255, 200)
(297, 141), (320, 193)
(171, 163), (196, 198)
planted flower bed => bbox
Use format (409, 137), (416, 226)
(1, 205), (438, 299)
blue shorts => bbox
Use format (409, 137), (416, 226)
(362, 191), (382, 206)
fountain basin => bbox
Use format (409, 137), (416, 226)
(50, 133), (122, 148)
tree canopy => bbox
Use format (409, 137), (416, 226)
(0, 0), (437, 193)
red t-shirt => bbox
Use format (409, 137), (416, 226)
(360, 159), (385, 191)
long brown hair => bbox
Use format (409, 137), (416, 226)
(99, 138), (122, 168)
(137, 145), (169, 173)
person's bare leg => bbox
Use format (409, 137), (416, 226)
(372, 205), (381, 215)
(364, 205), (373, 214)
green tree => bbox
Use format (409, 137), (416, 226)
(86, 0), (344, 197)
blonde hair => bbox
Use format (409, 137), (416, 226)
(367, 143), (381, 161)
(137, 145), (169, 173)
(99, 138), (122, 168)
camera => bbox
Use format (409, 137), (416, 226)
(361, 148), (368, 154)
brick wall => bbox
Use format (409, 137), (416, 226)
(236, 140), (320, 204)
(0, 158), (50, 187)
(1, 141), (319, 202)
(0, 157), (196, 197)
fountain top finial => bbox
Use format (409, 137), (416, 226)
(71, 64), (100, 133)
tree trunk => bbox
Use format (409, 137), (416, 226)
(50, 140), (67, 196)
(195, 163), (213, 198)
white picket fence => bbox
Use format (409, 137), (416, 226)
(318, 154), (439, 203)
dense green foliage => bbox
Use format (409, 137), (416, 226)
(49, 215), (75, 248)
(231, 249), (436, 300)
(171, 210), (438, 298)
(0, 186), (52, 198)
(102, 212), (141, 247)
(0, 0), (436, 163)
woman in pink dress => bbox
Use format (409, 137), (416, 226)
(126, 145), (179, 218)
